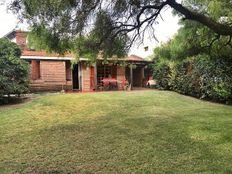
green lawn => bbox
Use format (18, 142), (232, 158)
(0, 91), (232, 173)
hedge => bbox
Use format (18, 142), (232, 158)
(153, 55), (232, 103)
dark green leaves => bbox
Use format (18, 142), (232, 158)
(0, 39), (29, 97)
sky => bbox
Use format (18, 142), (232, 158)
(0, 2), (180, 58)
(129, 8), (180, 58)
(0, 3), (18, 36)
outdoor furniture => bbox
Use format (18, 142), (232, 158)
(101, 78), (118, 90)
(100, 78), (129, 91)
(117, 79), (129, 90)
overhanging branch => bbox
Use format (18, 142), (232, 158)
(167, 0), (232, 36)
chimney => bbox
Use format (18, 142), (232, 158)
(15, 30), (27, 49)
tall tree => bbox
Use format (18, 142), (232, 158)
(9, 0), (232, 55)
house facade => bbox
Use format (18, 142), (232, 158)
(4, 30), (153, 92)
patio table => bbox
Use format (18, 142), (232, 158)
(101, 78), (118, 90)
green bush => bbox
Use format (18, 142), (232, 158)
(153, 59), (173, 90)
(153, 55), (232, 103)
(152, 19), (232, 104)
(194, 56), (232, 102)
(0, 39), (29, 100)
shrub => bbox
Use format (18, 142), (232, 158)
(153, 59), (173, 90)
(0, 39), (29, 100)
(153, 55), (232, 103)
(193, 55), (232, 102)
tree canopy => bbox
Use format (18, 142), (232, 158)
(9, 0), (232, 57)
(154, 19), (232, 61)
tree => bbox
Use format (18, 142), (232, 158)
(152, 20), (232, 103)
(0, 39), (29, 98)
(154, 19), (232, 61)
(26, 9), (129, 59)
(9, 0), (232, 55)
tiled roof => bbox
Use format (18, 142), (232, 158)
(127, 54), (146, 61)
(2, 30), (16, 40)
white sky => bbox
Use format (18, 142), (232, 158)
(129, 7), (180, 58)
(0, 2), (180, 58)
(0, 3), (18, 36)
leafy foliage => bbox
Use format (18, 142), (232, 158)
(27, 10), (129, 60)
(153, 20), (232, 103)
(0, 39), (29, 98)
(153, 59), (173, 89)
(10, 0), (232, 58)
(183, 0), (232, 23)
(154, 55), (232, 103)
(155, 19), (232, 61)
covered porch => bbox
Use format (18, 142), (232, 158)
(96, 63), (127, 91)
(125, 59), (153, 90)
(95, 59), (152, 91)
(70, 55), (153, 92)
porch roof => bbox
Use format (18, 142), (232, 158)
(21, 51), (152, 64)
(127, 55), (147, 62)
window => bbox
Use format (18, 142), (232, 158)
(65, 61), (72, 81)
(97, 64), (117, 86)
(31, 60), (41, 80)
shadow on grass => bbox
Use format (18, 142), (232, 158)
(2, 111), (232, 174)
(0, 96), (31, 106)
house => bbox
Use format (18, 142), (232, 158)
(3, 30), (153, 92)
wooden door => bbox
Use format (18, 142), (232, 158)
(90, 66), (95, 90)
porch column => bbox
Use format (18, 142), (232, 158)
(141, 67), (145, 87)
(130, 64), (133, 90)
(94, 63), (98, 90)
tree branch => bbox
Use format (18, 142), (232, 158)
(167, 0), (232, 36)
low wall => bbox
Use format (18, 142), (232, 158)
(30, 81), (72, 92)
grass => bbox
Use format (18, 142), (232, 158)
(0, 91), (232, 173)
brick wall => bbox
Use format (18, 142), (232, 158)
(81, 63), (92, 91)
(40, 61), (66, 82)
(13, 30), (74, 91)
(117, 66), (126, 90)
(15, 31), (27, 49)
(30, 60), (72, 91)
(31, 60), (40, 80)
(117, 66), (126, 82)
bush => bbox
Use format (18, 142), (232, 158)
(193, 55), (232, 102)
(0, 39), (29, 100)
(153, 55), (232, 103)
(153, 59), (173, 90)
